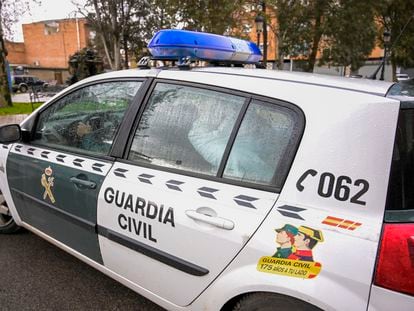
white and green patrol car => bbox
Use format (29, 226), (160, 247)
(0, 30), (413, 311)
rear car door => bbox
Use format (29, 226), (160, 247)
(7, 80), (143, 263)
(97, 81), (304, 306)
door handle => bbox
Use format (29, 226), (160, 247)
(70, 177), (96, 189)
(185, 210), (234, 230)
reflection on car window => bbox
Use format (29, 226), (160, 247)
(128, 83), (245, 176)
(33, 81), (142, 156)
(223, 100), (296, 185)
(387, 80), (414, 99)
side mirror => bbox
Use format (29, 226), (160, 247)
(0, 124), (21, 143)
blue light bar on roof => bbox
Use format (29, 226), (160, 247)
(148, 29), (262, 64)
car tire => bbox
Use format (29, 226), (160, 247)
(19, 85), (28, 93)
(233, 293), (322, 311)
(0, 192), (20, 234)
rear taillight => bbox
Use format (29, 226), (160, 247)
(374, 223), (414, 296)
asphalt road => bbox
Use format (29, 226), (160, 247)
(0, 230), (165, 311)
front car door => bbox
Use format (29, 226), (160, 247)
(97, 81), (304, 306)
(7, 80), (143, 263)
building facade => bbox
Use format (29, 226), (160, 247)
(6, 18), (92, 84)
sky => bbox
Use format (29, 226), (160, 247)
(12, 0), (87, 42)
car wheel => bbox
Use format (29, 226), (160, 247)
(0, 192), (20, 234)
(233, 293), (322, 311)
(19, 85), (28, 93)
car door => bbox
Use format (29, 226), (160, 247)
(7, 80), (143, 263)
(97, 81), (304, 306)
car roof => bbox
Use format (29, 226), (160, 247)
(23, 66), (400, 130)
(80, 67), (394, 97)
(191, 67), (395, 96)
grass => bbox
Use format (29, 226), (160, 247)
(0, 102), (44, 115)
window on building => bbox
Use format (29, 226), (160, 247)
(44, 22), (60, 35)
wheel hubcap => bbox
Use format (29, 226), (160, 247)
(0, 194), (13, 227)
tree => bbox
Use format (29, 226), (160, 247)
(67, 48), (104, 85)
(176, 0), (247, 34)
(77, 0), (178, 70)
(82, 0), (127, 70)
(374, 0), (414, 80)
(0, 0), (37, 107)
(0, 20), (12, 107)
(320, 0), (377, 73)
(79, 0), (249, 70)
(265, 0), (331, 72)
(268, 0), (379, 73)
(128, 0), (179, 62)
(267, 0), (311, 69)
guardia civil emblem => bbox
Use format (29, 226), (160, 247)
(41, 166), (55, 203)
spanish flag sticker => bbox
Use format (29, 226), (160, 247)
(257, 256), (322, 279)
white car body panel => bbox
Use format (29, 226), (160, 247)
(96, 70), (399, 310)
(187, 81), (399, 310)
(189, 67), (394, 96)
(368, 285), (414, 311)
(98, 163), (279, 306)
(0, 68), (407, 310)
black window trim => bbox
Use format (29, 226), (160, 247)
(216, 97), (250, 177)
(28, 77), (149, 162)
(384, 105), (414, 223)
(110, 78), (154, 158)
(119, 78), (305, 193)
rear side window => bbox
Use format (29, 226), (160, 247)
(386, 109), (414, 222)
(223, 100), (296, 185)
(128, 83), (245, 176)
(127, 82), (302, 189)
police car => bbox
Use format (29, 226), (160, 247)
(0, 30), (413, 311)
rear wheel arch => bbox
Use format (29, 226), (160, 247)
(221, 291), (323, 311)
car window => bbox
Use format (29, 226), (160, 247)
(386, 108), (414, 222)
(128, 83), (245, 176)
(223, 100), (296, 186)
(387, 80), (414, 99)
(33, 81), (142, 156)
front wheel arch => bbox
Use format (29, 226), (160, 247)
(0, 191), (20, 234)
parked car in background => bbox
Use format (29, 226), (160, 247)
(396, 73), (410, 82)
(11, 75), (48, 93)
